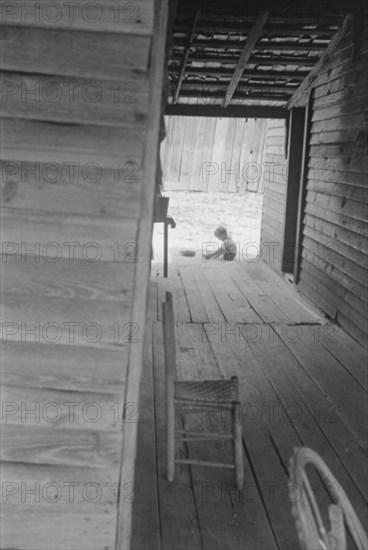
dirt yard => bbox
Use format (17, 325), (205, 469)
(152, 191), (263, 264)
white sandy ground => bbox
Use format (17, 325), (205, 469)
(152, 191), (263, 266)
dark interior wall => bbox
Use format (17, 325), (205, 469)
(260, 119), (287, 272)
(297, 19), (368, 347)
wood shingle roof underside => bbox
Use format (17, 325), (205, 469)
(167, 0), (356, 117)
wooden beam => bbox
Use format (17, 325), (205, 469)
(165, 104), (287, 118)
(173, 8), (200, 104)
(171, 53), (319, 66)
(169, 67), (307, 80)
(174, 23), (338, 37)
(287, 13), (353, 108)
(178, 81), (295, 94)
(173, 38), (327, 52)
(175, 91), (290, 101)
(223, 11), (269, 107)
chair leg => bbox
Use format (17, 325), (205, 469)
(167, 394), (175, 482)
(233, 402), (244, 490)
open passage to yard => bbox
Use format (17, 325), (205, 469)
(152, 191), (263, 264)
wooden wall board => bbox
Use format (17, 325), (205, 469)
(1, 207), (138, 261)
(162, 116), (268, 193)
(0, 72), (149, 128)
(177, 116), (197, 186)
(1, 461), (120, 510)
(300, 256), (367, 322)
(1, 253), (135, 301)
(298, 277), (367, 348)
(1, 118), (145, 167)
(1, 384), (123, 431)
(297, 262), (368, 335)
(302, 227), (368, 287)
(307, 164), (368, 186)
(1, 341), (127, 393)
(301, 233), (368, 289)
(1, 25), (151, 77)
(1, 506), (117, 550)
(260, 118), (287, 275)
(1, 292), (134, 348)
(306, 180), (368, 204)
(312, 95), (368, 121)
(1, 423), (123, 468)
(0, 178), (141, 224)
(304, 202), (367, 236)
(189, 116), (207, 191)
(1, 0), (154, 35)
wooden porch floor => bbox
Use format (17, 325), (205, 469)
(132, 257), (368, 550)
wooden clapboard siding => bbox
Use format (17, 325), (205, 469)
(0, 0), (158, 548)
(260, 119), (287, 271)
(0, 72), (149, 127)
(1, 26), (151, 77)
(161, 116), (268, 192)
(1, 0), (154, 35)
(297, 13), (368, 348)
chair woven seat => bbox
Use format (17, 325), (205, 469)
(175, 379), (239, 403)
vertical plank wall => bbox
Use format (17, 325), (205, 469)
(260, 118), (288, 272)
(161, 116), (268, 192)
(298, 21), (368, 347)
(0, 2), (162, 548)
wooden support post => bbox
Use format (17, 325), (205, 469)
(164, 221), (169, 278)
(163, 217), (176, 278)
(223, 11), (269, 108)
(294, 90), (313, 284)
(281, 107), (306, 274)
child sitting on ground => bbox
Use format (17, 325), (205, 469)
(203, 225), (237, 261)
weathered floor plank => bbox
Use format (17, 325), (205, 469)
(132, 258), (368, 550)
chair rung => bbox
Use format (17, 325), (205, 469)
(175, 458), (235, 469)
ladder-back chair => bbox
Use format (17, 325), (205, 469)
(290, 447), (367, 550)
(162, 291), (244, 490)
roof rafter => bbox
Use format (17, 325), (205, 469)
(173, 8), (201, 104)
(223, 10), (269, 107)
